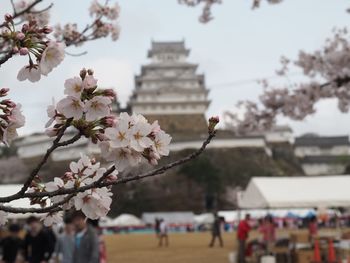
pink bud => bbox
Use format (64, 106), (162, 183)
(102, 88), (117, 100)
(1, 99), (16, 108)
(16, 32), (25, 40)
(22, 23), (29, 33)
(19, 47), (29, 56)
(4, 13), (12, 22)
(42, 26), (53, 34)
(0, 88), (9, 96)
(101, 115), (116, 127)
(208, 116), (220, 133)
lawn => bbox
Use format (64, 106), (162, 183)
(104, 232), (237, 263)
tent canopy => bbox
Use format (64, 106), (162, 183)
(112, 214), (144, 227)
(142, 212), (194, 225)
(239, 176), (350, 209)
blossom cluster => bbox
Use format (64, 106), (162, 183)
(1, 14), (65, 82)
(45, 69), (115, 138)
(54, 0), (120, 46)
(14, 0), (50, 27)
(0, 88), (25, 145)
(28, 154), (118, 226)
(225, 28), (350, 134)
(178, 0), (222, 23)
(99, 112), (172, 171)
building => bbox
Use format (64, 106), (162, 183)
(294, 134), (350, 176)
(15, 41), (278, 167)
(129, 41), (210, 136)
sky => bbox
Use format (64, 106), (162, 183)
(0, 0), (349, 136)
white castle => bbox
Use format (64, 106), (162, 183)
(16, 41), (350, 177)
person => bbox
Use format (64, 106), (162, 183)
(209, 213), (223, 247)
(0, 224), (23, 263)
(23, 216), (54, 263)
(237, 214), (251, 263)
(54, 217), (75, 263)
(158, 219), (168, 247)
(259, 215), (276, 253)
(154, 218), (160, 238)
(87, 219), (107, 263)
(71, 211), (100, 263)
(308, 215), (318, 241)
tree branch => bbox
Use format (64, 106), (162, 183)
(5, 131), (216, 213)
(0, 119), (81, 203)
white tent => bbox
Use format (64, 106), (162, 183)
(112, 214), (144, 227)
(239, 176), (350, 209)
(142, 212), (195, 225)
(194, 213), (214, 224)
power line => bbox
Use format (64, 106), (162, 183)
(207, 72), (303, 89)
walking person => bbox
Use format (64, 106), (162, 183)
(71, 211), (100, 263)
(158, 219), (169, 247)
(0, 224), (23, 263)
(54, 217), (75, 263)
(209, 213), (223, 247)
(23, 216), (54, 263)
(237, 214), (251, 263)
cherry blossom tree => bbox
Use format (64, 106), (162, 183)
(0, 1), (219, 226)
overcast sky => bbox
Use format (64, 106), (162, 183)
(0, 0), (349, 136)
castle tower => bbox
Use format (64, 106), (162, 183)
(129, 41), (210, 137)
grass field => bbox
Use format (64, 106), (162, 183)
(104, 232), (237, 263)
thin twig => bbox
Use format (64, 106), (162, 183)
(18, 131), (216, 202)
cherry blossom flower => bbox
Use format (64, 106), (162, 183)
(56, 96), (84, 120)
(82, 75), (98, 90)
(104, 119), (130, 148)
(42, 212), (63, 226)
(45, 177), (64, 192)
(129, 122), (152, 152)
(17, 65), (41, 82)
(64, 77), (83, 98)
(84, 96), (111, 122)
(153, 131), (172, 156)
(74, 187), (112, 219)
(45, 98), (57, 128)
(40, 42), (66, 76)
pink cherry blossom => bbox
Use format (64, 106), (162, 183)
(40, 41), (66, 76)
(64, 77), (83, 98)
(56, 96), (84, 120)
(84, 96), (111, 122)
(17, 65), (41, 82)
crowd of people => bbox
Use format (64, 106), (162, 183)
(0, 211), (105, 263)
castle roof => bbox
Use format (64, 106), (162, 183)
(148, 41), (190, 57)
(295, 135), (349, 147)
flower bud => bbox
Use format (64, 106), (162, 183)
(42, 26), (53, 34)
(19, 47), (29, 56)
(1, 99), (16, 108)
(208, 116), (220, 133)
(0, 88), (9, 97)
(102, 88), (117, 100)
(4, 13), (12, 23)
(100, 115), (116, 127)
(87, 69), (94, 75)
(80, 68), (87, 80)
(21, 23), (29, 33)
(16, 32), (25, 40)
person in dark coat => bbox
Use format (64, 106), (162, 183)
(209, 213), (223, 247)
(72, 211), (99, 263)
(23, 216), (54, 263)
(0, 224), (23, 263)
